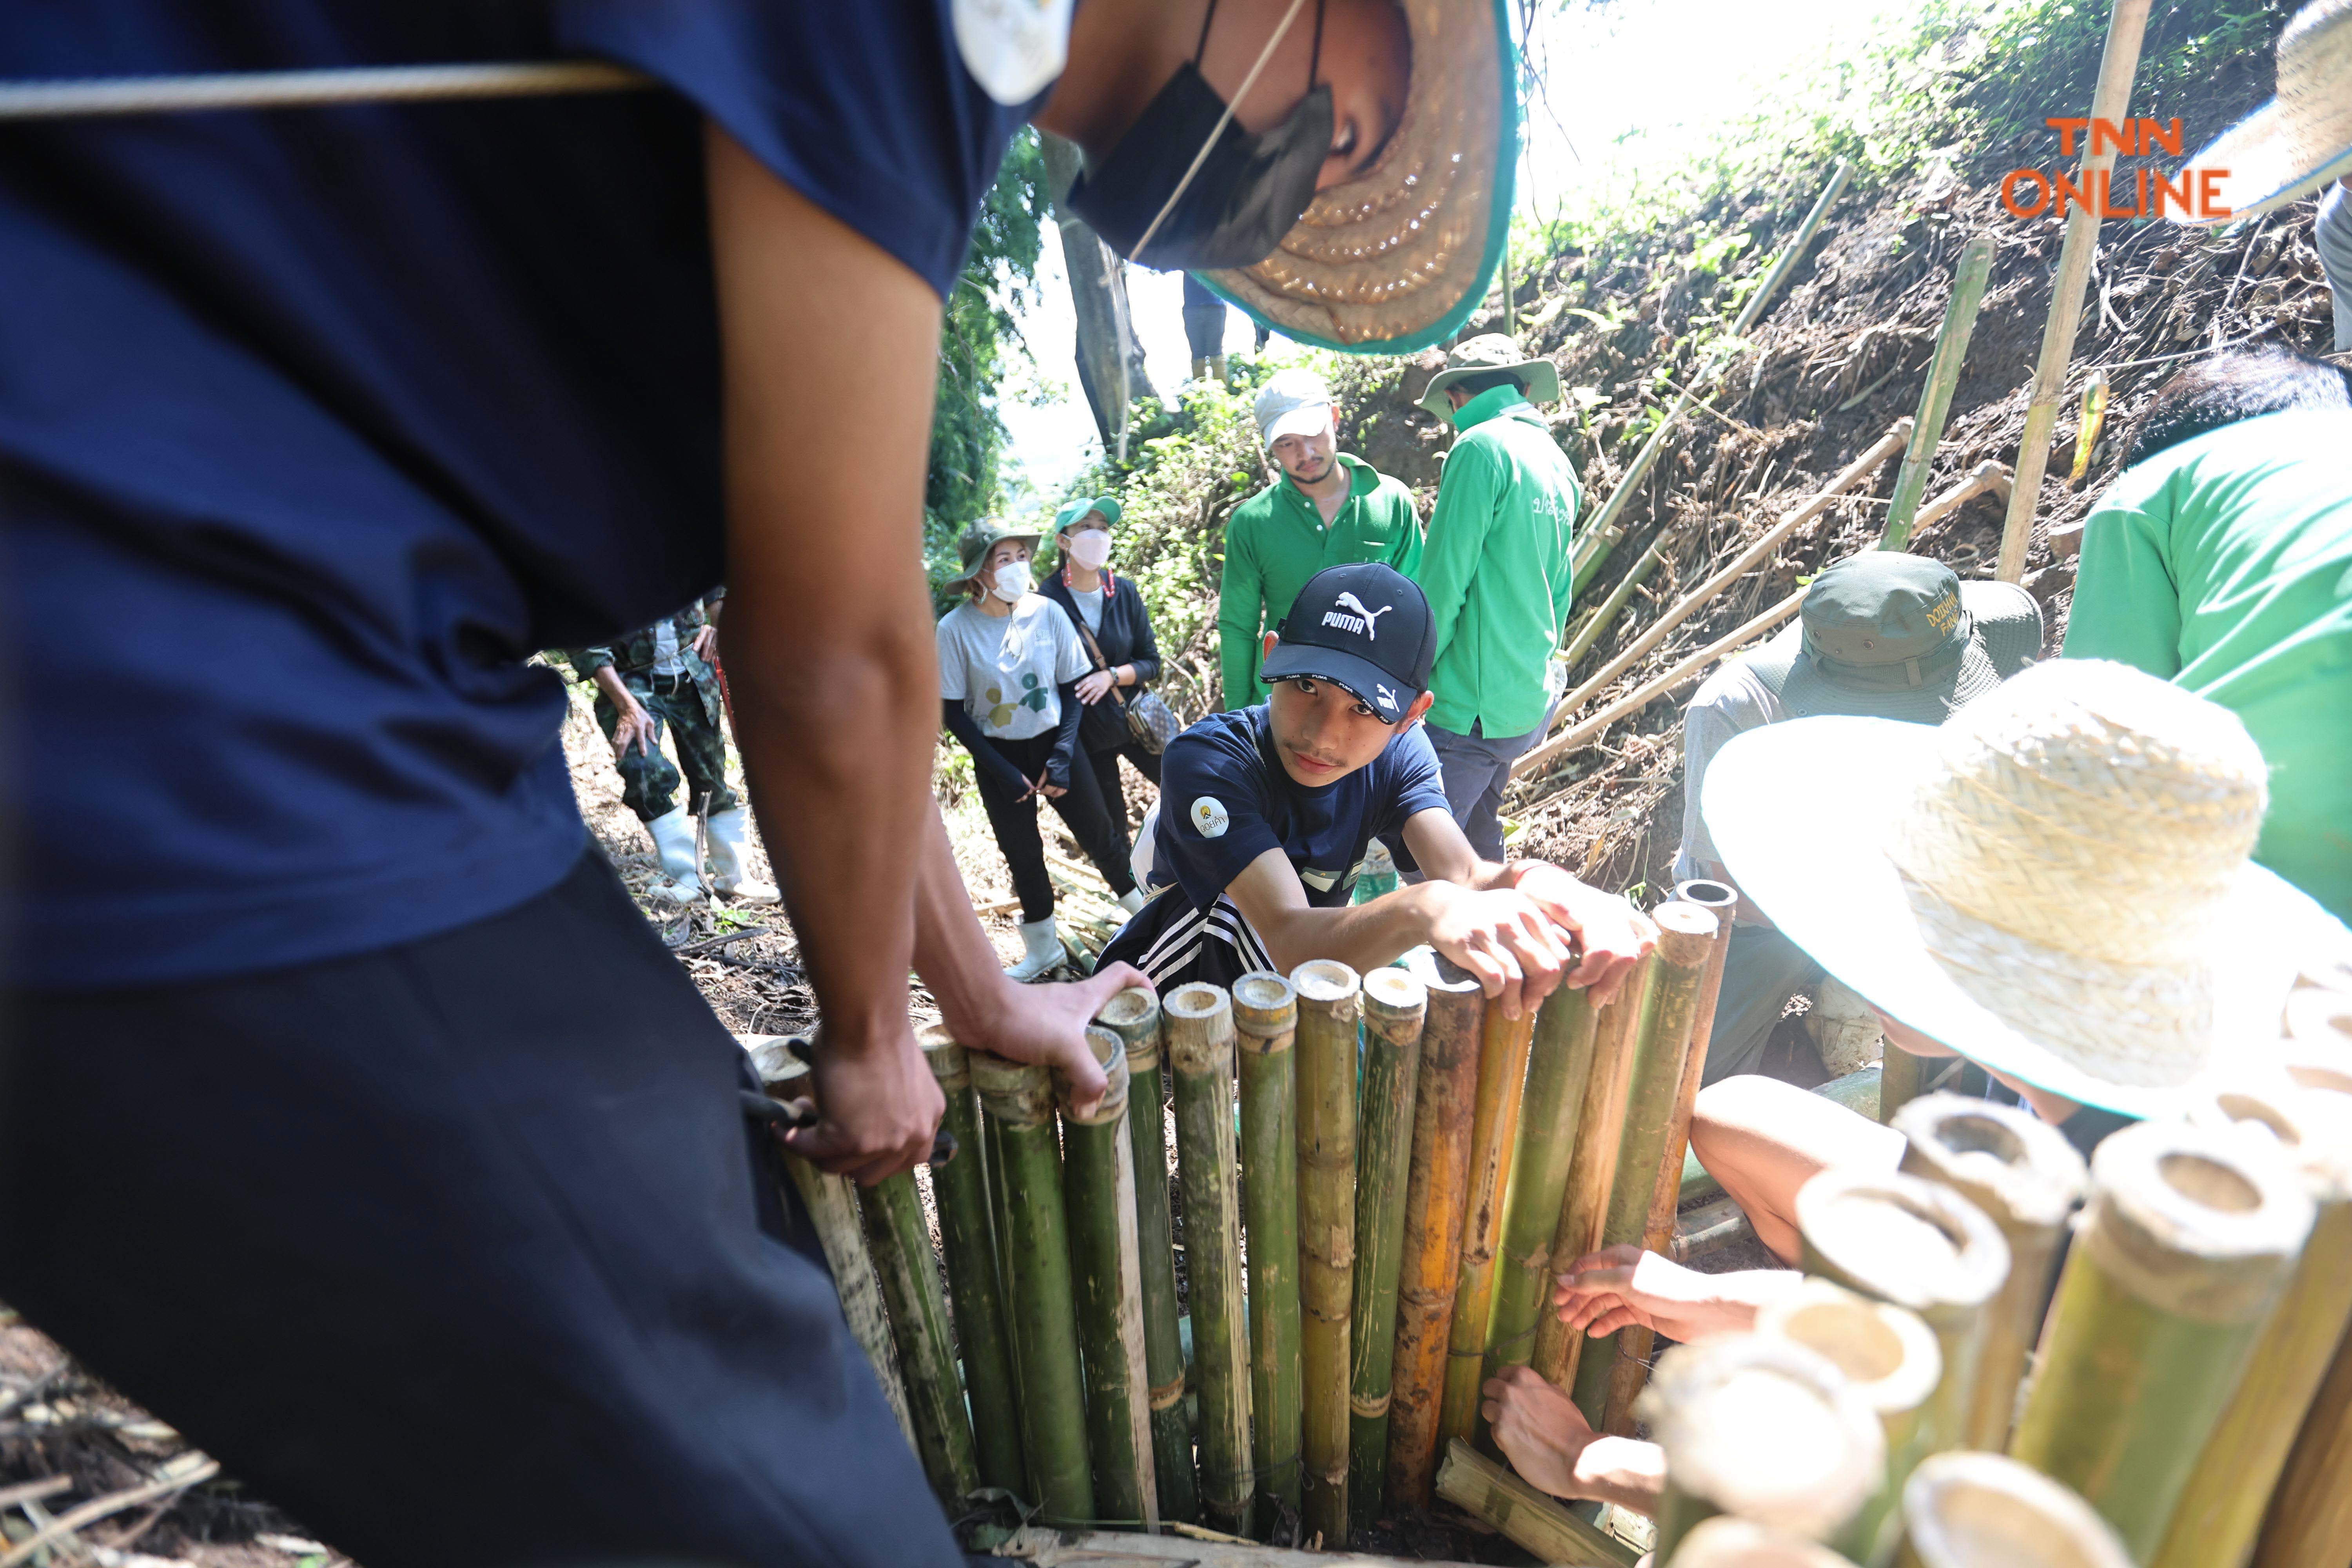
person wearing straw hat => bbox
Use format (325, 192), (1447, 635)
(1677, 552), (2043, 1084)
(1217, 366), (1425, 707)
(1410, 333), (1577, 859)
(2, 0), (1518, 1561)
(1037, 495), (1170, 856)
(2171, 0), (2352, 230)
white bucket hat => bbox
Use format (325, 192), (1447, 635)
(2176, 0), (2352, 224)
(1703, 659), (2352, 1117)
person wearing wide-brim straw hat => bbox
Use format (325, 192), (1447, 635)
(2172, 0), (2352, 225)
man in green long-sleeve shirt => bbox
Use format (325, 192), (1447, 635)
(1413, 335), (1579, 858)
(1217, 367), (1423, 708)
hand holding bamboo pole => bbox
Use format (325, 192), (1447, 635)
(1289, 961), (1361, 1547)
(1435, 1438), (1641, 1568)
(1165, 984), (1254, 1535)
(1892, 1452), (2130, 1568)
(1348, 967), (1428, 1532)
(1234, 971), (1303, 1537)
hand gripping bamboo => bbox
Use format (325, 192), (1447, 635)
(1165, 984), (1254, 1534)
(972, 1049), (1096, 1527)
(1095, 989), (1199, 1525)
(857, 1120), (982, 1510)
(1289, 961), (1360, 1547)
(1891, 1093), (2087, 1452)
(1233, 971), (1303, 1537)
(1435, 1437), (1641, 1568)
(2259, 1029), (2352, 1568)
(1667, 1517), (1863, 1568)
(1793, 1169), (2009, 1459)
(1892, 1452), (2130, 1568)
(1347, 967), (1428, 1532)
(1062, 1027), (1159, 1532)
(2010, 1119), (2314, 1563)
(2151, 1085), (2352, 1568)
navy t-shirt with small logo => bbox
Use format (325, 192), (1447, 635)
(1101, 705), (1449, 988)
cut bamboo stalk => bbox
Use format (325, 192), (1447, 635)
(1637, 878), (1739, 1265)
(1532, 958), (1653, 1393)
(991, 1523), (1493, 1568)
(1757, 1281), (1943, 1568)
(971, 1049), (1096, 1527)
(1668, 1517), (1862, 1568)
(1383, 957), (1486, 1512)
(858, 1157), (983, 1511)
(1233, 971), (1303, 1537)
(1641, 1335), (1885, 1563)
(1912, 461), (2011, 535)
(1435, 1437), (1640, 1568)
(1893, 1452), (2130, 1568)
(920, 1025), (1028, 1495)
(1435, 980), (1540, 1450)
(1097, 989), (1199, 1525)
(1880, 234), (1995, 550)
(2009, 1118), (2314, 1562)
(1588, 904), (1719, 1435)
(1166, 983), (1254, 1535)
(1794, 1169), (2008, 1458)
(1562, 534), (1670, 671)
(1891, 1093), (2087, 1452)
(1063, 1026), (1159, 1532)
(750, 1049), (915, 1445)
(2259, 1037), (2352, 1568)
(2152, 1085), (2352, 1568)
(1995, 0), (2152, 583)
(1347, 967), (1428, 1533)
(1877, 1047), (1927, 1127)
(1291, 960), (1360, 1547)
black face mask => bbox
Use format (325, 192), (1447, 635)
(1067, 0), (1333, 272)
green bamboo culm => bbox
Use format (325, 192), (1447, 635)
(1879, 232), (1996, 550)
(970, 1049), (1096, 1528)
(1165, 983), (1254, 1535)
(1292, 960), (1360, 1548)
(1346, 967), (1428, 1533)
(1232, 971), (1302, 1539)
(1434, 982), (1538, 1454)
(918, 1027), (1027, 1497)
(2009, 1119), (2313, 1563)
(1095, 989), (1198, 1526)
(858, 1161), (982, 1511)
(1893, 1451), (2131, 1568)
(1062, 1026), (1160, 1532)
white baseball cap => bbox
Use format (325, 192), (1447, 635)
(1254, 368), (1335, 449)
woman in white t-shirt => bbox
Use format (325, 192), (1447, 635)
(938, 521), (1145, 979)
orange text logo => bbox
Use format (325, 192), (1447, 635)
(2001, 118), (2229, 220)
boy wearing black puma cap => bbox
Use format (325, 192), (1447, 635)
(1101, 565), (1654, 1006)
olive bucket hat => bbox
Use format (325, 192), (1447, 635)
(945, 519), (1043, 590)
(1743, 553), (2043, 726)
(1415, 333), (1563, 416)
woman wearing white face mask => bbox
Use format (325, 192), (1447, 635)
(1040, 498), (1167, 864)
(938, 521), (1145, 980)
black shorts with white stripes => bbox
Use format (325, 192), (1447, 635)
(1098, 886), (1280, 992)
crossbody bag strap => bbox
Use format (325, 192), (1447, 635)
(1071, 608), (1134, 710)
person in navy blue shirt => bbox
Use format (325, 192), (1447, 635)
(1103, 566), (1655, 1011)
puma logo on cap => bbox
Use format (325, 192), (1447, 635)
(1323, 592), (1394, 640)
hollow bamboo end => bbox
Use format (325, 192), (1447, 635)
(754, 1045), (810, 1098)
(1671, 878), (1740, 917)
(1641, 1335), (1885, 1542)
(1095, 986), (1162, 1045)
(1363, 965), (1430, 1023)
(1755, 1280), (1940, 1419)
(1794, 1167), (2010, 1315)
(1898, 1452), (2130, 1568)
(1667, 1516), (1862, 1568)
(2082, 1118), (2316, 1318)
(2191, 1078), (2352, 1204)
(1230, 970), (1298, 1039)
(1290, 958), (1361, 1005)
(1894, 1091), (2087, 1229)
(970, 1050), (1056, 1127)
(1653, 900), (1720, 966)
(1061, 1026), (1133, 1123)
(918, 1024), (969, 1090)
(1163, 983), (1235, 1074)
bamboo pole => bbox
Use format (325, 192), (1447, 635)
(1562, 535), (1670, 671)
(1233, 971), (1303, 1537)
(1876, 1047), (1927, 1127)
(1994, 0), (2153, 583)
(1435, 979), (1540, 1449)
(1757, 1281), (1943, 1568)
(1632, 875), (1738, 1292)
(2010, 1119), (2314, 1562)
(2258, 1042), (2352, 1568)
(1532, 957), (1653, 1392)
(1348, 967), (1428, 1533)
(1586, 904), (1719, 1435)
(1383, 958), (1486, 1511)
(1061, 1026), (1159, 1532)
(1097, 990), (1199, 1525)
(1893, 1452), (2131, 1568)
(858, 1156), (983, 1511)
(993, 1524), (1493, 1568)
(1668, 1518), (1862, 1568)
(1912, 461), (2011, 535)
(1794, 1169), (2008, 1458)
(971, 1049), (1096, 1527)
(1165, 983), (1255, 1535)
(1891, 1093), (2087, 1452)
(1435, 1438), (1640, 1568)
(1640, 1335), (1886, 1563)
(1290, 961), (1360, 1547)
(1880, 234), (1995, 551)
(2151, 1086), (2352, 1568)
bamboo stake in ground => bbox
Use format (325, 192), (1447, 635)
(1061, 1026), (1159, 1532)
(1165, 983), (1254, 1535)
(1562, 534), (1670, 671)
(858, 1147), (982, 1511)
(1384, 957), (1486, 1511)
(1289, 961), (1360, 1546)
(1096, 990), (1198, 1526)
(1880, 234), (1995, 551)
(1532, 958), (1652, 1393)
(2010, 1118), (2313, 1562)
(1233, 971), (1303, 1537)
(1891, 1093), (2087, 1452)
(1435, 976), (1540, 1449)
(1893, 1452), (2130, 1568)
(1435, 1437), (1640, 1568)
(1348, 967), (1428, 1533)
(1581, 904), (1719, 1434)
(2150, 1085), (2352, 1568)
(1668, 1518), (1862, 1568)
(971, 1049), (1096, 1527)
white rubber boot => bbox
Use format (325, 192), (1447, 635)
(1117, 887), (1146, 915)
(1006, 917), (1062, 981)
(705, 807), (780, 904)
(645, 804), (706, 905)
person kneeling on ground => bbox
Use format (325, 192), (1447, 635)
(1101, 563), (1655, 1011)
(1479, 658), (2352, 1516)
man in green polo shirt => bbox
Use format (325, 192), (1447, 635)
(2063, 344), (2352, 921)
(1413, 335), (1580, 858)
(1217, 367), (1423, 708)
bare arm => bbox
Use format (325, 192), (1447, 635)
(1481, 1365), (1669, 1516)
(591, 666), (656, 760)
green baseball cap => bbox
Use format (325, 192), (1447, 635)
(946, 519), (1042, 588)
(1052, 496), (1122, 535)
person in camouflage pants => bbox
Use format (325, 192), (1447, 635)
(559, 592), (776, 905)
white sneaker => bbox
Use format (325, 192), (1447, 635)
(1006, 916), (1062, 981)
(645, 804), (706, 905)
(1117, 887), (1145, 915)
(705, 807), (780, 904)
